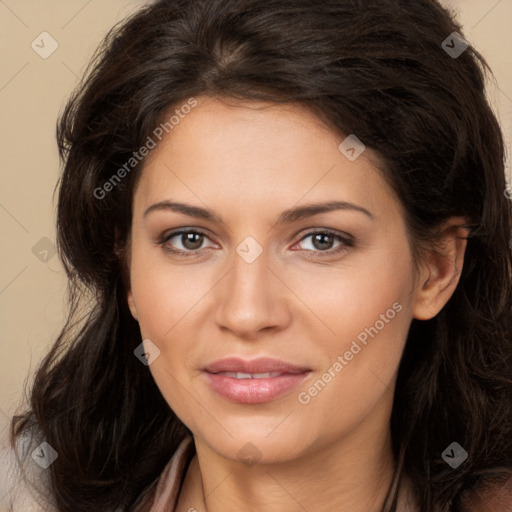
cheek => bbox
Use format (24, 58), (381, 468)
(287, 235), (414, 350)
(129, 249), (210, 340)
(128, 247), (211, 401)
(290, 239), (413, 415)
(129, 252), (205, 422)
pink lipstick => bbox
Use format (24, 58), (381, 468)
(203, 357), (311, 404)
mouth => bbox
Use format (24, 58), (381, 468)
(203, 357), (312, 404)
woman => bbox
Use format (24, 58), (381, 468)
(3, 0), (512, 510)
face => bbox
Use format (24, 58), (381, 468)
(126, 96), (422, 464)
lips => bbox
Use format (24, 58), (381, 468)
(203, 357), (311, 404)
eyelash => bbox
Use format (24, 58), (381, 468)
(157, 228), (354, 259)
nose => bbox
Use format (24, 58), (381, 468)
(213, 244), (291, 340)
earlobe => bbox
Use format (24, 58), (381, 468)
(412, 218), (469, 321)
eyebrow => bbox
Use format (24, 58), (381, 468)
(143, 200), (374, 224)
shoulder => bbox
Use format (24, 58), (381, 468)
(0, 420), (57, 512)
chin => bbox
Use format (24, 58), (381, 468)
(194, 417), (318, 465)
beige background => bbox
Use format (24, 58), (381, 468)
(1, 0), (511, 437)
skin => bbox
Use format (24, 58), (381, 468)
(126, 96), (468, 512)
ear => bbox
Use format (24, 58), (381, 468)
(115, 226), (139, 322)
(127, 289), (139, 322)
(412, 217), (469, 320)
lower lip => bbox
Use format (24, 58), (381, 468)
(204, 371), (311, 404)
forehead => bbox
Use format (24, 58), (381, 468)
(133, 96), (401, 224)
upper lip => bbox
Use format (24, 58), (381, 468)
(203, 357), (310, 374)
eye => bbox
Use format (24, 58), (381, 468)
(157, 227), (354, 258)
(158, 229), (217, 257)
(293, 229), (354, 257)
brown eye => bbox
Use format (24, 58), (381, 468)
(295, 230), (353, 254)
(159, 229), (215, 256)
(311, 232), (335, 251)
(178, 232), (205, 250)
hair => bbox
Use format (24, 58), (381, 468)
(11, 0), (512, 510)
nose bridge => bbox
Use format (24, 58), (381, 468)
(214, 235), (288, 336)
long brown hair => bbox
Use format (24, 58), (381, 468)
(12, 0), (512, 510)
